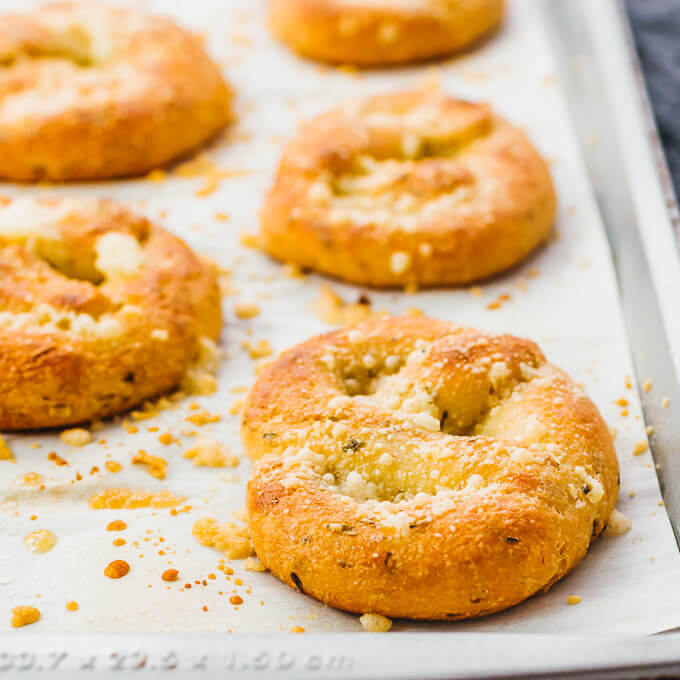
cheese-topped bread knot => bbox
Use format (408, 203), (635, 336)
(0, 3), (232, 180)
(0, 197), (221, 429)
(260, 90), (556, 287)
(269, 0), (505, 66)
(243, 316), (618, 620)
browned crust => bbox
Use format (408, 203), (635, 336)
(269, 0), (506, 66)
(243, 316), (619, 620)
(0, 3), (232, 181)
(259, 90), (557, 287)
(0, 197), (221, 430)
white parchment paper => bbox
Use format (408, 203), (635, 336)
(1, 0), (679, 636)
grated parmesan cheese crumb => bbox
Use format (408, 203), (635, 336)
(360, 613), (392, 632)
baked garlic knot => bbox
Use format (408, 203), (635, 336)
(0, 3), (232, 180)
(0, 197), (221, 430)
(269, 0), (505, 66)
(243, 317), (618, 620)
(260, 90), (556, 287)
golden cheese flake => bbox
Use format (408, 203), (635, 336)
(11, 606), (40, 628)
(130, 409), (157, 421)
(642, 378), (653, 392)
(60, 428), (92, 447)
(632, 441), (649, 456)
(65, 601), (79, 611)
(239, 231), (261, 249)
(89, 488), (185, 510)
(234, 302), (260, 319)
(291, 625), (306, 633)
(469, 286), (483, 297)
(105, 460), (123, 473)
(183, 437), (239, 468)
(24, 529), (58, 554)
(131, 450), (168, 479)
(605, 509), (632, 536)
(244, 557), (267, 572)
(0, 435), (14, 460)
(192, 517), (254, 559)
(145, 169), (167, 182)
(567, 595), (581, 605)
(282, 262), (304, 278)
(17, 472), (44, 487)
(182, 370), (218, 396)
(487, 293), (511, 310)
(162, 568), (179, 582)
(215, 212), (229, 222)
(47, 451), (67, 466)
(106, 520), (127, 531)
(311, 284), (388, 327)
(242, 339), (273, 360)
(662, 397), (670, 408)
(359, 613), (392, 632)
(229, 399), (245, 416)
(104, 559), (130, 579)
(186, 410), (222, 426)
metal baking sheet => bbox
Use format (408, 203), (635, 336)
(2, 0), (680, 677)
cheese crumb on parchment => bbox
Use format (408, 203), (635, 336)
(183, 438), (239, 468)
(60, 428), (91, 447)
(192, 517), (254, 559)
(131, 451), (168, 479)
(89, 488), (185, 509)
(11, 606), (40, 628)
(0, 436), (14, 460)
(605, 509), (632, 536)
(24, 529), (57, 553)
(359, 613), (392, 632)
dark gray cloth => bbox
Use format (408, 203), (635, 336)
(625, 0), (680, 200)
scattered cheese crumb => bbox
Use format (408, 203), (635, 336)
(605, 509), (632, 536)
(162, 569), (179, 582)
(242, 339), (273, 359)
(105, 460), (122, 473)
(360, 613), (392, 632)
(642, 378), (653, 392)
(311, 284), (387, 326)
(60, 428), (91, 447)
(229, 399), (245, 415)
(11, 606), (40, 628)
(632, 441), (649, 456)
(192, 517), (254, 559)
(183, 437), (239, 468)
(104, 560), (130, 579)
(65, 601), (79, 611)
(234, 303), (260, 319)
(89, 489), (184, 509)
(0, 436), (14, 460)
(567, 595), (581, 605)
(24, 529), (57, 554)
(244, 557), (267, 572)
(132, 451), (168, 479)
